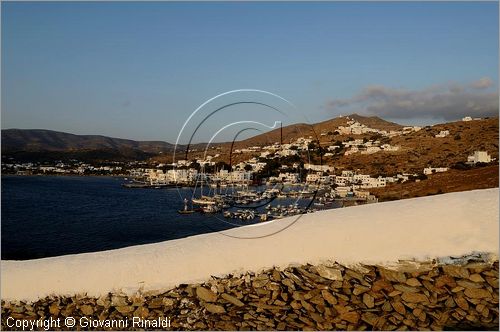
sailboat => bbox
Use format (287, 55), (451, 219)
(190, 166), (223, 213)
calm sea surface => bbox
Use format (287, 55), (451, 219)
(2, 176), (335, 260)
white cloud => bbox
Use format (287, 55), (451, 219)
(471, 77), (494, 89)
(325, 78), (498, 120)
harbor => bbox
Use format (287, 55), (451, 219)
(122, 170), (378, 222)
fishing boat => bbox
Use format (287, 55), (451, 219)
(223, 209), (255, 220)
(178, 198), (195, 214)
(178, 209), (195, 214)
(202, 204), (222, 213)
(192, 196), (217, 205)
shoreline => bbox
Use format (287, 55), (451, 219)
(1, 174), (127, 178)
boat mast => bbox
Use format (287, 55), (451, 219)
(280, 122), (283, 146)
(200, 164), (204, 197)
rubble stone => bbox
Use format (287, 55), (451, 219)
(1, 259), (498, 331)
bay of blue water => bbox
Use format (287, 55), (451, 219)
(2, 176), (333, 260)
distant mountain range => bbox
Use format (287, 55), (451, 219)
(1, 114), (402, 154)
(1, 129), (175, 153)
(3, 114), (499, 176)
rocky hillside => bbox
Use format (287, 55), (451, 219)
(170, 116), (499, 177)
(2, 258), (498, 330)
(329, 117), (499, 175)
(371, 165), (499, 201)
(232, 114), (402, 148)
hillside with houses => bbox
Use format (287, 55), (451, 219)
(3, 114), (498, 205)
(162, 114), (498, 176)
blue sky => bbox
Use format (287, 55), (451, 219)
(2, 1), (498, 142)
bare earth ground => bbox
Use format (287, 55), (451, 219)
(371, 165), (499, 201)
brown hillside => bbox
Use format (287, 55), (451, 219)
(234, 113), (404, 147)
(370, 165), (499, 201)
(349, 114), (403, 131)
(153, 116), (499, 176)
(327, 117), (499, 175)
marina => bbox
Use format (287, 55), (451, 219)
(175, 179), (370, 221)
(122, 173), (376, 221)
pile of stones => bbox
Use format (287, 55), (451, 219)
(1, 259), (498, 330)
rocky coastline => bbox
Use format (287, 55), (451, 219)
(1, 258), (498, 331)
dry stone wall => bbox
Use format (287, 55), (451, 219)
(1, 260), (498, 330)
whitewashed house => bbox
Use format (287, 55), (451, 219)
(229, 171), (252, 183)
(435, 130), (450, 138)
(344, 146), (359, 156)
(467, 151), (493, 164)
(353, 174), (371, 183)
(334, 186), (351, 198)
(304, 164), (334, 172)
(360, 177), (386, 188)
(361, 146), (381, 154)
(341, 170), (355, 178)
(278, 172), (300, 183)
(423, 167), (449, 175)
(306, 173), (321, 183)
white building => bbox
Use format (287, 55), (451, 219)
(305, 172), (330, 184)
(175, 160), (191, 167)
(306, 173), (321, 183)
(276, 149), (298, 157)
(402, 126), (422, 132)
(462, 116), (473, 122)
(435, 130), (450, 138)
(335, 176), (349, 186)
(341, 170), (355, 178)
(334, 186), (351, 198)
(381, 144), (400, 152)
(40, 166), (57, 173)
(467, 151), (492, 164)
(229, 171), (252, 183)
(343, 139), (364, 147)
(353, 190), (371, 199)
(278, 172), (299, 183)
(166, 169), (198, 183)
(250, 162), (267, 172)
(361, 146), (381, 154)
(304, 164), (334, 173)
(260, 151), (272, 158)
(344, 146), (359, 156)
(353, 174), (371, 183)
(360, 177), (387, 188)
(423, 167), (449, 175)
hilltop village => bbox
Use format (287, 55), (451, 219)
(3, 115), (497, 203)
